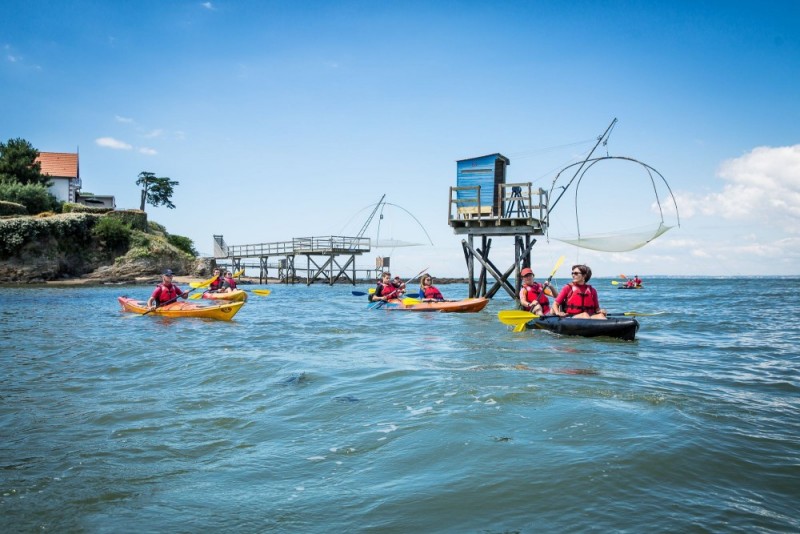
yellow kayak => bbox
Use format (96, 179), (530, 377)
(118, 296), (244, 321)
(201, 289), (248, 302)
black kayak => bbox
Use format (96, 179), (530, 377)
(617, 285), (644, 290)
(525, 315), (640, 341)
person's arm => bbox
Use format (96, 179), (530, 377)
(519, 287), (532, 310)
(553, 285), (568, 316)
(147, 287), (159, 309)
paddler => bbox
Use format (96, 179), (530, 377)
(368, 271), (402, 302)
(553, 264), (607, 320)
(419, 274), (444, 301)
(147, 269), (189, 310)
(519, 267), (550, 315)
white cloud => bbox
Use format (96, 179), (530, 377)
(138, 147), (158, 155)
(115, 115), (134, 123)
(678, 145), (800, 231)
(142, 129), (163, 138)
(201, 2), (215, 9)
(95, 137), (132, 150)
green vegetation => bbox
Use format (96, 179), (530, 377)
(0, 200), (27, 216)
(167, 234), (198, 256)
(137, 171), (179, 212)
(0, 213), (96, 259)
(92, 216), (131, 251)
(0, 138), (51, 186)
(0, 138), (61, 215)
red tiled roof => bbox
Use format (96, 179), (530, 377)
(35, 152), (79, 179)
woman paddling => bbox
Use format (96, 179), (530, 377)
(419, 274), (444, 301)
(553, 264), (607, 320)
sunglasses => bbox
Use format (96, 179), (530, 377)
(571, 271), (583, 275)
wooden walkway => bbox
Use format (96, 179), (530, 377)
(213, 235), (375, 285)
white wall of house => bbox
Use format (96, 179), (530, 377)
(48, 178), (71, 202)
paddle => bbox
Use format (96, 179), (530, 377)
(368, 267), (429, 309)
(142, 286), (199, 316)
(353, 290), (419, 298)
(611, 280), (620, 285)
(190, 287), (271, 300)
(541, 255), (565, 295)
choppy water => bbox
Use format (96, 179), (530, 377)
(1, 277), (798, 533)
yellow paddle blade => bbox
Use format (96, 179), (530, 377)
(190, 274), (219, 289)
(497, 310), (539, 326)
(368, 288), (375, 294)
(251, 289), (271, 296)
(189, 292), (203, 300)
(233, 269), (244, 277)
(402, 298), (421, 305)
(550, 255), (565, 277)
(513, 322), (527, 332)
(611, 280), (620, 285)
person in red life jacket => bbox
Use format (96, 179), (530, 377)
(625, 278), (635, 288)
(392, 275), (407, 296)
(222, 271), (238, 293)
(147, 269), (188, 310)
(206, 268), (224, 292)
(553, 264), (607, 319)
(519, 267), (551, 315)
(419, 274), (444, 301)
(369, 271), (402, 302)
(633, 275), (642, 287)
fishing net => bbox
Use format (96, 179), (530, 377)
(547, 154), (680, 252)
(552, 222), (674, 252)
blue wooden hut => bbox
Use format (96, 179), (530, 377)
(455, 153), (510, 217)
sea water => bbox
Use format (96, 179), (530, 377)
(1, 277), (798, 532)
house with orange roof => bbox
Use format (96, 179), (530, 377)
(35, 151), (115, 208)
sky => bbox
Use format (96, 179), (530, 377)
(2, 0), (798, 279)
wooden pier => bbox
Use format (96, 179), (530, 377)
(213, 235), (376, 285)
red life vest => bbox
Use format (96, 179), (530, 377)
(522, 282), (550, 314)
(224, 276), (237, 290)
(153, 283), (181, 304)
(379, 283), (399, 299)
(209, 277), (223, 290)
(558, 283), (599, 315)
(422, 285), (443, 300)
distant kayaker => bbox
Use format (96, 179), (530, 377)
(419, 274), (444, 301)
(369, 271), (402, 302)
(147, 269), (189, 310)
(633, 275), (642, 287)
(519, 267), (551, 315)
(206, 268), (224, 293)
(222, 271), (238, 293)
(553, 264), (607, 320)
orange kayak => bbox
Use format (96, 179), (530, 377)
(201, 289), (248, 302)
(382, 297), (489, 313)
(118, 296), (244, 321)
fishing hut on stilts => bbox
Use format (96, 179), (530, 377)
(448, 153), (549, 302)
(448, 121), (622, 304)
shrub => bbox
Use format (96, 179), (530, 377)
(63, 203), (111, 214)
(92, 216), (131, 250)
(167, 234), (197, 256)
(0, 213), (96, 258)
(0, 181), (60, 214)
(0, 200), (27, 216)
(106, 209), (147, 231)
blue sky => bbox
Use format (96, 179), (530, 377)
(2, 0), (798, 279)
